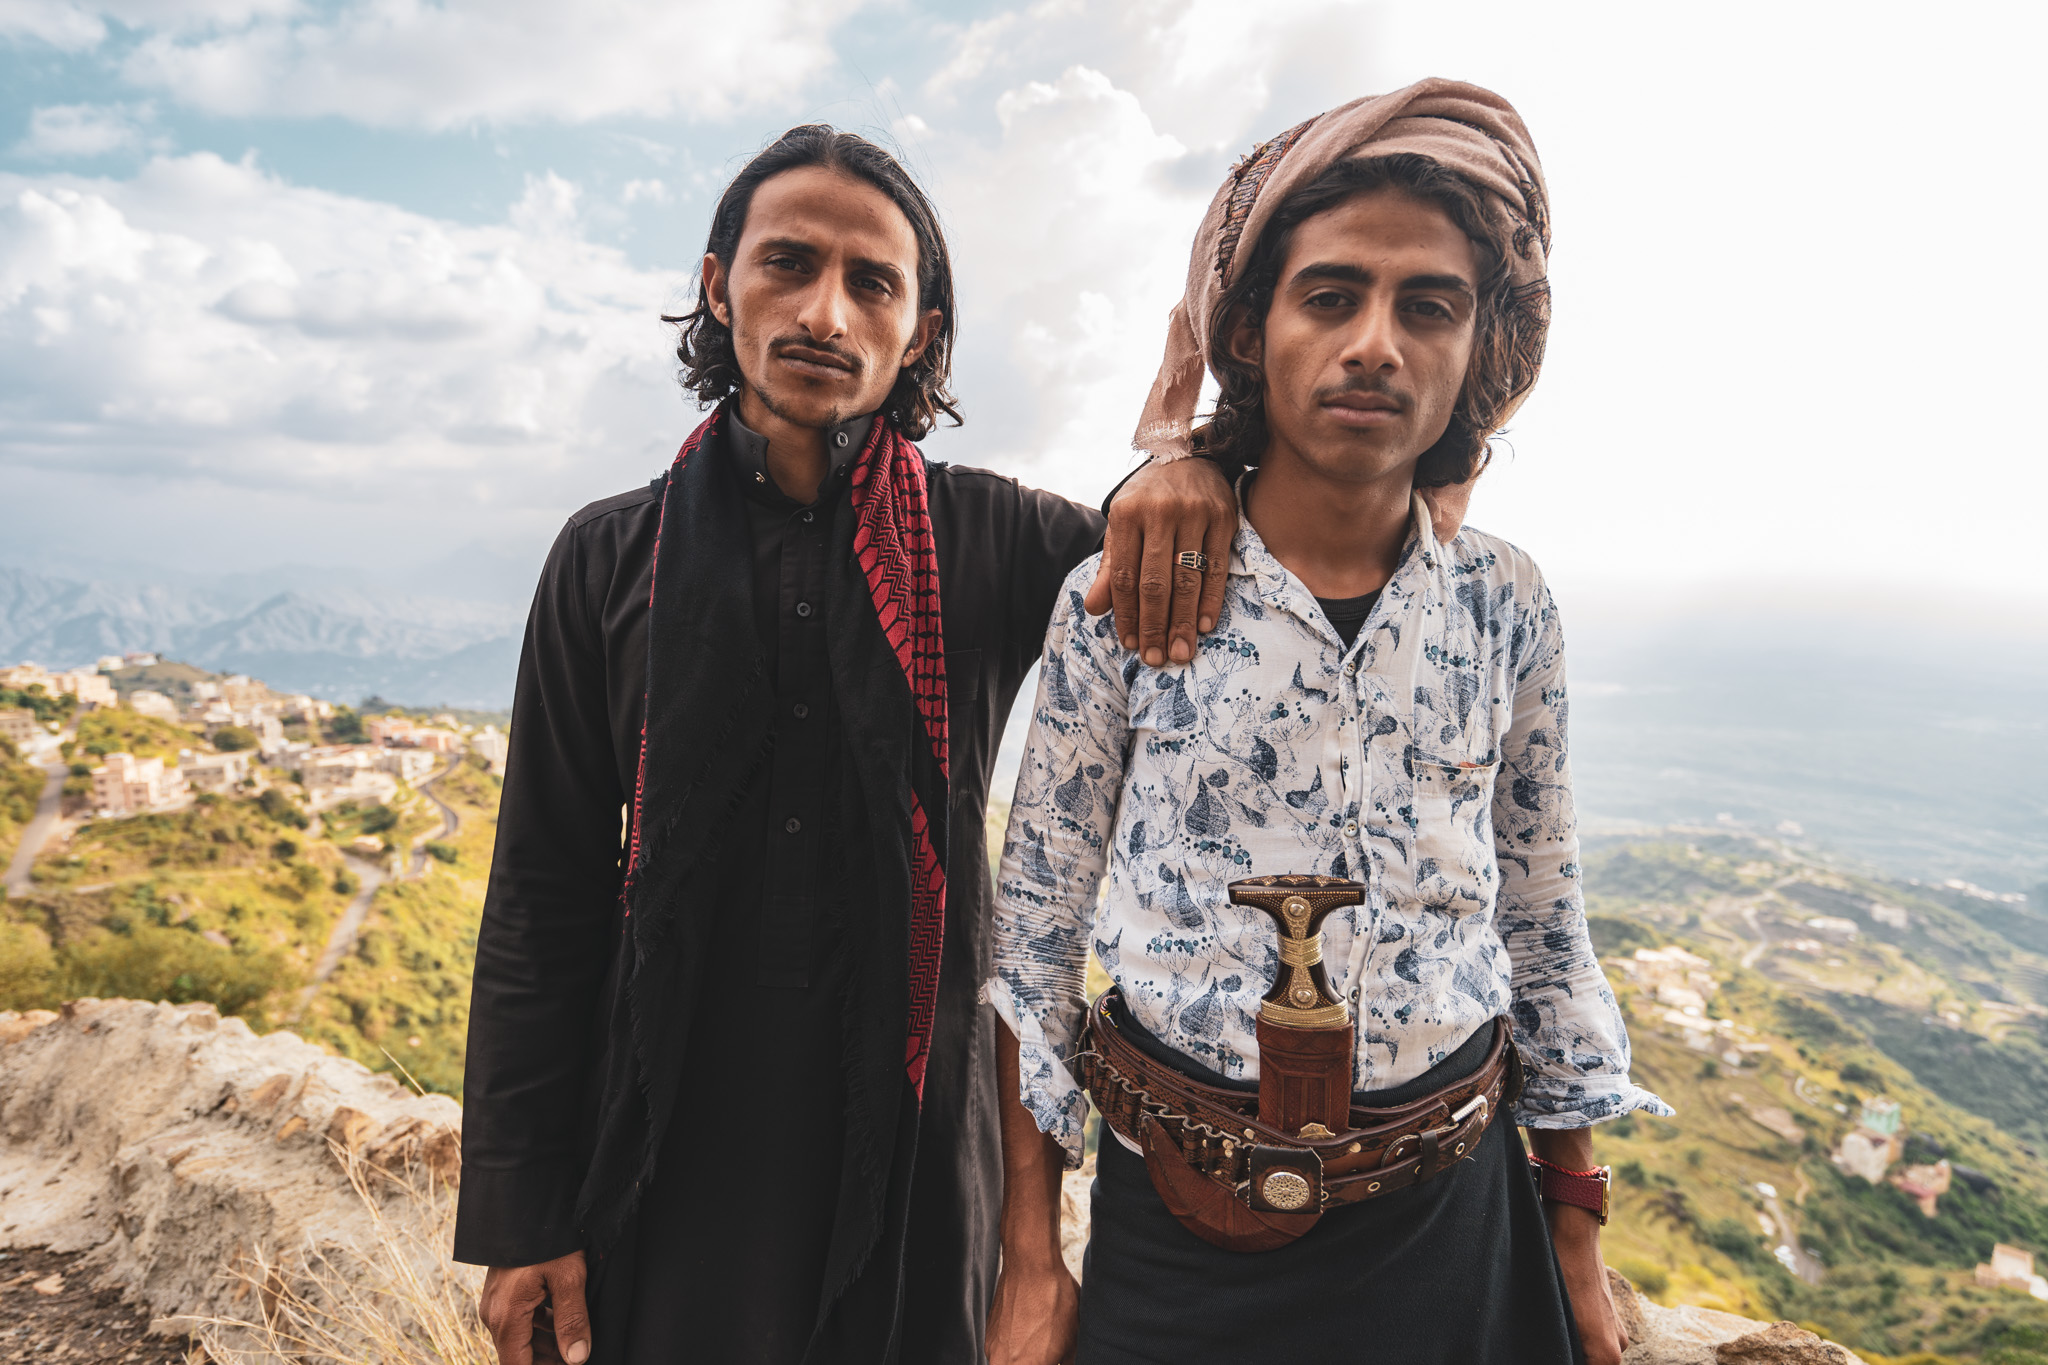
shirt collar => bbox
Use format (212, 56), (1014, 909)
(1229, 470), (1439, 612)
(726, 407), (876, 503)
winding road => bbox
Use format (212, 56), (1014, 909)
(291, 851), (390, 1019)
(3, 760), (68, 898)
(291, 756), (461, 1020)
(407, 756), (461, 878)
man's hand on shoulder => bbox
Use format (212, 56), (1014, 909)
(1086, 457), (1237, 667)
(481, 1251), (591, 1365)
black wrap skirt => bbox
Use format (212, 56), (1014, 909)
(1075, 1015), (1585, 1364)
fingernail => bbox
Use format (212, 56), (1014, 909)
(567, 1342), (590, 1364)
(1198, 616), (1214, 632)
(1170, 639), (1191, 663)
(1122, 637), (1136, 651)
(1144, 648), (1163, 667)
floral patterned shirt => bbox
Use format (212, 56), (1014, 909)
(988, 490), (1672, 1165)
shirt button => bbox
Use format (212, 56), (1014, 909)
(784, 817), (802, 834)
(754, 471), (766, 484)
(793, 702), (809, 719)
(796, 601), (813, 618)
(1349, 987), (1361, 1003)
(834, 431), (850, 448)
(1345, 820), (1359, 837)
(801, 510), (815, 524)
(1345, 661), (1358, 675)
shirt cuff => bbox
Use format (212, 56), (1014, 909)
(986, 973), (1090, 1169)
(1513, 1075), (1675, 1130)
(452, 1156), (587, 1267)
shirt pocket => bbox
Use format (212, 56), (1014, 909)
(1407, 757), (1500, 916)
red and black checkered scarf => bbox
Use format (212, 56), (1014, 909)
(619, 405), (949, 1097)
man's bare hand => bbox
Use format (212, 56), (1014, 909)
(1548, 1206), (1627, 1365)
(480, 1251), (592, 1365)
(986, 1256), (1080, 1365)
(1085, 457), (1237, 667)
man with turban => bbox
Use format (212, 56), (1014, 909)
(985, 79), (1669, 1364)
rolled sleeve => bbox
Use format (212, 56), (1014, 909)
(988, 555), (1132, 1167)
(1491, 575), (1672, 1129)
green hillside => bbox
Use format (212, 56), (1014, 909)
(0, 752), (496, 1095)
(1580, 836), (2048, 1362)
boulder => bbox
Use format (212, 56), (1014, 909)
(1716, 1321), (1862, 1363)
(0, 999), (462, 1334)
(1607, 1272), (1864, 1364)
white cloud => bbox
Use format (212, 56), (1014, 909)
(620, 178), (670, 206)
(0, 154), (688, 510)
(13, 102), (156, 158)
(0, 0), (105, 50)
(923, 65), (1197, 501)
(105, 0), (863, 129)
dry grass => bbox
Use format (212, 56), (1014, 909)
(184, 1145), (490, 1365)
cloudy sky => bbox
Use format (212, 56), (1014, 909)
(2, 0), (2042, 618)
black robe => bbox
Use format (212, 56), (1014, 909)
(454, 444), (1104, 1363)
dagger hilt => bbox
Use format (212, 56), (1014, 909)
(1230, 875), (1365, 1029)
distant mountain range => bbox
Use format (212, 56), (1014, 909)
(0, 566), (526, 709)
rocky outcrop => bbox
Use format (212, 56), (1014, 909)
(1605, 1268), (1861, 1363)
(0, 999), (461, 1335)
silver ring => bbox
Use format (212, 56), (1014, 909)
(1174, 550), (1209, 573)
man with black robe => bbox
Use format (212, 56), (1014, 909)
(453, 125), (1237, 1365)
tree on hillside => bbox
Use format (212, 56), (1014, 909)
(327, 707), (365, 744)
(212, 725), (258, 752)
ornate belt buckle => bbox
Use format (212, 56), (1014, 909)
(1246, 1144), (1324, 1213)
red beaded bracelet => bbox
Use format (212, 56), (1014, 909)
(1527, 1155), (1611, 1225)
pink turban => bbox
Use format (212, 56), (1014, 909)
(1136, 77), (1552, 508)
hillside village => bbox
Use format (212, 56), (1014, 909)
(1, 655), (507, 824)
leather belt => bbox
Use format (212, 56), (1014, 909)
(1078, 991), (1521, 1222)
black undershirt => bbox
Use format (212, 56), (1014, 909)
(1315, 589), (1382, 648)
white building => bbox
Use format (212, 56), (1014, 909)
(373, 747), (436, 784)
(1, 663), (113, 708)
(180, 750), (253, 795)
(408, 727), (464, 755)
(0, 663), (50, 691)
(128, 690), (179, 720)
(219, 675), (268, 710)
(90, 752), (187, 815)
(0, 708), (40, 747)
(471, 726), (508, 773)
(1976, 1244), (2048, 1300)
(290, 745), (399, 810)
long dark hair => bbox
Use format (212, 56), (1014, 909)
(1197, 153), (1549, 485)
(663, 125), (961, 439)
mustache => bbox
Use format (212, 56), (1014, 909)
(770, 335), (863, 375)
(1311, 374), (1408, 409)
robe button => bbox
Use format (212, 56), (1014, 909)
(793, 703), (809, 719)
(834, 431), (850, 448)
(796, 601), (813, 618)
(784, 817), (802, 834)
